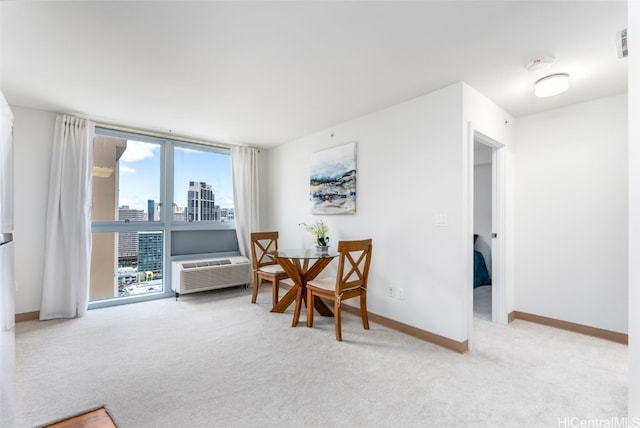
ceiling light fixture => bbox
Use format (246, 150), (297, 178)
(534, 73), (570, 97)
(526, 57), (554, 72)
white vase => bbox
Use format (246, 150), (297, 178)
(315, 245), (329, 255)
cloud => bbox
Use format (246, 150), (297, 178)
(120, 140), (157, 163)
(120, 165), (136, 174)
(175, 146), (199, 154)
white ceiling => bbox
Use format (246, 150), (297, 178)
(0, 1), (628, 148)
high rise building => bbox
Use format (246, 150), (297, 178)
(138, 232), (163, 279)
(147, 199), (157, 222)
(173, 204), (187, 222)
(145, 199), (185, 222)
(187, 181), (216, 221)
(220, 207), (235, 221)
(118, 206), (146, 265)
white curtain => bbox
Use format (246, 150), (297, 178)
(40, 115), (94, 320)
(231, 146), (259, 258)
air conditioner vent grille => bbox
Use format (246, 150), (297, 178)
(182, 259), (235, 269)
(171, 256), (250, 295)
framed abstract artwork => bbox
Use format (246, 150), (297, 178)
(309, 142), (356, 215)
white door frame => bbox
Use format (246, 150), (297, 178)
(466, 124), (507, 348)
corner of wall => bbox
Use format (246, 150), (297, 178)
(628, 0), (639, 420)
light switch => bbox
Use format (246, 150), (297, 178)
(435, 213), (448, 227)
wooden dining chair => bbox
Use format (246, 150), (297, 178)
(306, 239), (373, 341)
(250, 231), (290, 306)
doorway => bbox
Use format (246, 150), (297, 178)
(467, 129), (507, 333)
(473, 140), (493, 321)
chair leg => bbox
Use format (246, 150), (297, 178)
(306, 289), (314, 327)
(251, 272), (260, 304)
(334, 300), (342, 341)
(272, 280), (279, 307)
(360, 293), (369, 330)
(292, 283), (304, 327)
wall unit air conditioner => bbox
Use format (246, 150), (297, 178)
(171, 256), (250, 298)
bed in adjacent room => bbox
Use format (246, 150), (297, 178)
(474, 234), (491, 287)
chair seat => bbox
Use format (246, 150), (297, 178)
(258, 265), (286, 274)
(308, 277), (361, 295)
(307, 277), (336, 291)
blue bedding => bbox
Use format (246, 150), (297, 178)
(474, 250), (491, 288)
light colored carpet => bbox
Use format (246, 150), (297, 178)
(16, 286), (627, 427)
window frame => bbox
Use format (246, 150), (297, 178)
(171, 140), (236, 229)
(89, 126), (236, 309)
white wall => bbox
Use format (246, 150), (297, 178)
(267, 82), (512, 343)
(11, 106), (55, 314)
(628, 0), (639, 419)
(514, 94), (628, 333)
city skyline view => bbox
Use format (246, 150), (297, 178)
(118, 140), (234, 212)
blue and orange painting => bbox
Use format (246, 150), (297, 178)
(309, 142), (356, 215)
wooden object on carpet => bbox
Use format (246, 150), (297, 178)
(45, 407), (116, 428)
(510, 310), (628, 344)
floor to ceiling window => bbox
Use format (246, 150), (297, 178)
(89, 127), (234, 306)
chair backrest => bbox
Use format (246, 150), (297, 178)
(250, 231), (280, 269)
(335, 239), (373, 294)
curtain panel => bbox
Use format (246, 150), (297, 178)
(40, 115), (94, 320)
(231, 146), (259, 259)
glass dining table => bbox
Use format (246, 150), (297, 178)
(268, 248), (339, 327)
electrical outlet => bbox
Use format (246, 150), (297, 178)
(388, 287), (394, 298)
(397, 287), (405, 300)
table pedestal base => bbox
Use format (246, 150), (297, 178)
(269, 256), (334, 327)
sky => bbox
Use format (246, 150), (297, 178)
(118, 140), (234, 212)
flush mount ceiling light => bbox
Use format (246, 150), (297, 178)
(526, 56), (554, 72)
(534, 73), (570, 97)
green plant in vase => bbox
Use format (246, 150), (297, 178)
(299, 220), (330, 249)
